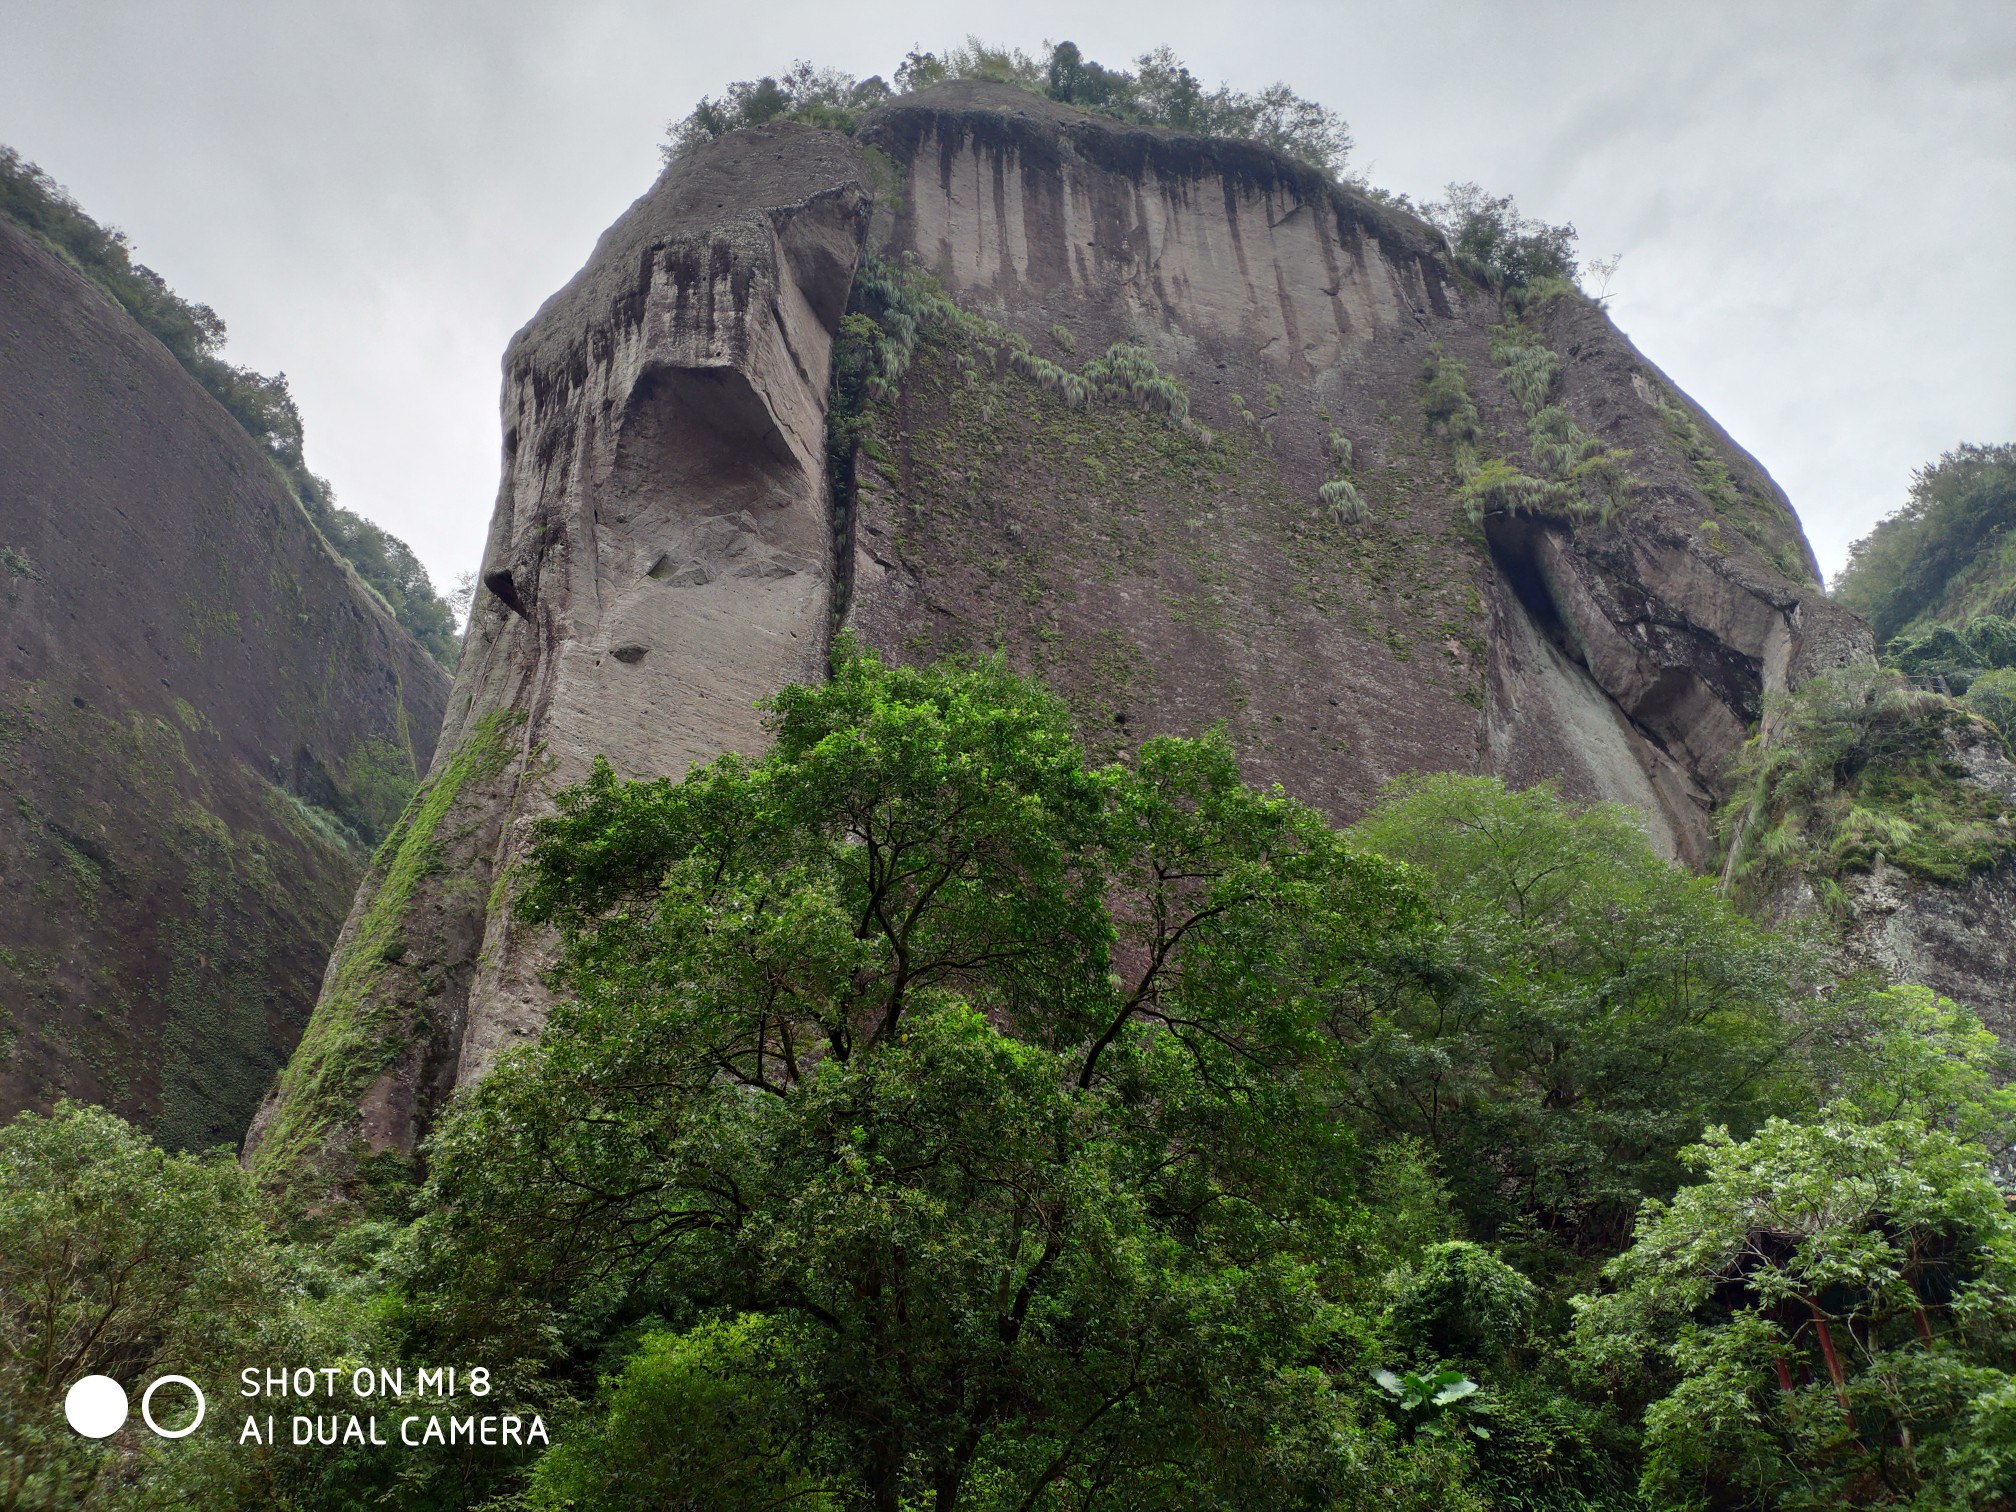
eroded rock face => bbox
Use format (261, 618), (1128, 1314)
(0, 219), (450, 1149)
(252, 82), (1898, 1184)
(846, 83), (1869, 869)
(243, 124), (874, 1180)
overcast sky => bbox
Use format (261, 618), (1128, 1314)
(3, 0), (2010, 599)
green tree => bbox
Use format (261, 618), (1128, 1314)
(1423, 183), (1579, 299)
(1836, 444), (2016, 645)
(0, 1104), (275, 1510)
(1340, 774), (1806, 1253)
(416, 645), (1457, 1509)
(1575, 1116), (2016, 1509)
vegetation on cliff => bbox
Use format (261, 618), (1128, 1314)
(1836, 445), (2016, 648)
(665, 39), (1352, 176)
(8, 648), (2016, 1509)
(0, 146), (459, 666)
(1832, 445), (2016, 750)
(1718, 442), (2016, 915)
(1719, 665), (2016, 903)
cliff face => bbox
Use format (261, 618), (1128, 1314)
(250, 81), (1885, 1183)
(243, 124), (873, 1180)
(1763, 716), (2016, 1037)
(844, 84), (1869, 870)
(0, 219), (451, 1149)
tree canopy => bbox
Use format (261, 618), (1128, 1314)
(6, 648), (2015, 1508)
(1836, 444), (2016, 647)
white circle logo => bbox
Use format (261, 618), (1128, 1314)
(140, 1375), (206, 1439)
(64, 1375), (128, 1438)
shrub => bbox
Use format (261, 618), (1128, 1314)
(1424, 184), (1578, 298)
(1965, 667), (2016, 751)
(1321, 476), (1370, 525)
(1386, 1242), (1538, 1365)
(667, 42), (1354, 178)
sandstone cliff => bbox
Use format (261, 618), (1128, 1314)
(249, 81), (1912, 1185)
(0, 218), (451, 1149)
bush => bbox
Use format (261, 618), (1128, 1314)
(1387, 1242), (1538, 1365)
(1424, 183), (1579, 298)
(1965, 667), (2016, 750)
(0, 1104), (277, 1510)
(1721, 665), (2016, 892)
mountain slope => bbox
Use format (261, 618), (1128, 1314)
(0, 218), (452, 1149)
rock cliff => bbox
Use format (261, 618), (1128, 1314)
(250, 81), (1904, 1185)
(0, 219), (451, 1149)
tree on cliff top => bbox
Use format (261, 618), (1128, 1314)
(665, 40), (1353, 178)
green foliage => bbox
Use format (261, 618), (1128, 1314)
(1574, 1115), (2016, 1509)
(663, 60), (895, 157)
(1885, 613), (2016, 695)
(1424, 183), (1579, 298)
(1720, 665), (2016, 894)
(1484, 319), (1633, 524)
(1386, 1241), (1539, 1366)
(668, 41), (1353, 177)
(1344, 774), (1806, 1249)
(1374, 1366), (1491, 1441)
(418, 643), (1467, 1506)
(19, 645), (2016, 1509)
(1317, 430), (1372, 525)
(840, 255), (1198, 435)
(1836, 443), (2016, 643)
(1786, 981), (2016, 1154)
(0, 1103), (275, 1509)
(1457, 455), (1580, 523)
(1421, 343), (1485, 484)
(1421, 339), (1620, 529)
(1321, 475), (1370, 525)
(0, 145), (458, 666)
(1964, 666), (2016, 750)
(524, 1316), (835, 1510)
(249, 709), (524, 1188)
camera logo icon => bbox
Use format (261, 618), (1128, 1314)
(64, 1374), (206, 1439)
